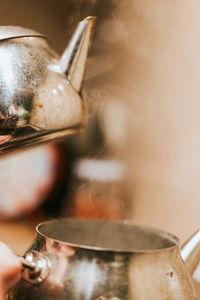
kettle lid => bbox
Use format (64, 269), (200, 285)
(0, 26), (48, 42)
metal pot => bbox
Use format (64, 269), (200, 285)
(8, 218), (200, 299)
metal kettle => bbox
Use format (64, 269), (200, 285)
(0, 16), (95, 155)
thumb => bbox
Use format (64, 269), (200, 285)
(0, 242), (21, 299)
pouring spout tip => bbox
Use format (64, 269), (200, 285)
(82, 16), (97, 24)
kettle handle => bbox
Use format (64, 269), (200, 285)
(181, 229), (200, 275)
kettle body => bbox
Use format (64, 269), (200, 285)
(8, 219), (199, 299)
(0, 17), (95, 155)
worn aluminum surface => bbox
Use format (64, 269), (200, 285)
(0, 26), (48, 41)
(8, 219), (197, 300)
(0, 17), (95, 155)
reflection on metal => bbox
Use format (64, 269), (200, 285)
(9, 219), (198, 299)
(0, 17), (95, 155)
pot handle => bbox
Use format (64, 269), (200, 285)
(18, 250), (51, 284)
(18, 256), (37, 271)
(181, 229), (200, 275)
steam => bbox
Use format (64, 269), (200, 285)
(51, 0), (200, 239)
(82, 0), (200, 239)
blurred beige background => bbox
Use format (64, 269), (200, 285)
(0, 0), (199, 249)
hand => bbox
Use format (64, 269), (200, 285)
(0, 242), (21, 300)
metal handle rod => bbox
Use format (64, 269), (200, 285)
(17, 256), (36, 272)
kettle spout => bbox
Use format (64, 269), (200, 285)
(59, 16), (96, 93)
(181, 229), (200, 275)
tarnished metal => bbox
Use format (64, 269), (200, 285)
(8, 219), (198, 299)
(0, 17), (95, 155)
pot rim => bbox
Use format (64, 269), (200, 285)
(36, 218), (180, 254)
